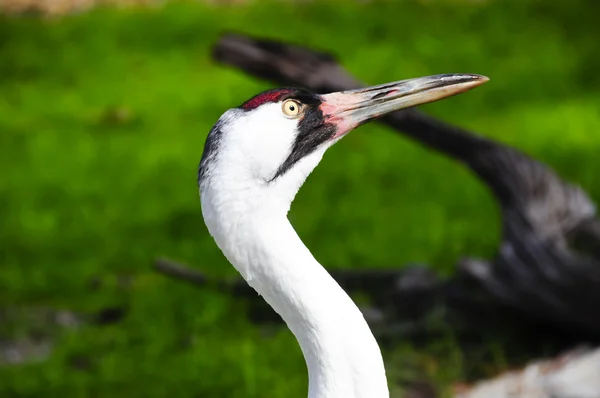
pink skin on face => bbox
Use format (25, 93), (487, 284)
(318, 92), (361, 140)
(319, 89), (400, 140)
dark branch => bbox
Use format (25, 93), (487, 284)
(154, 257), (210, 287)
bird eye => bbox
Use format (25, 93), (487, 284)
(282, 100), (302, 118)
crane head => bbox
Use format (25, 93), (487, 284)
(198, 74), (488, 215)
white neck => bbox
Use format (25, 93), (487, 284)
(201, 168), (389, 398)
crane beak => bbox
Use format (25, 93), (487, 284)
(319, 73), (488, 140)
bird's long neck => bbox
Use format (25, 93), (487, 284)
(202, 194), (389, 398)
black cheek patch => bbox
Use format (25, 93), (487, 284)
(271, 106), (337, 181)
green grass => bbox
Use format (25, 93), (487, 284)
(1, 0), (599, 396)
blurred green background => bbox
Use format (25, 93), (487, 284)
(1, 0), (599, 396)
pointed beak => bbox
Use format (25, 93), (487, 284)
(319, 73), (489, 139)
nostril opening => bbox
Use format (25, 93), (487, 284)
(371, 90), (397, 100)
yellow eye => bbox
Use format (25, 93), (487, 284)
(282, 100), (302, 117)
